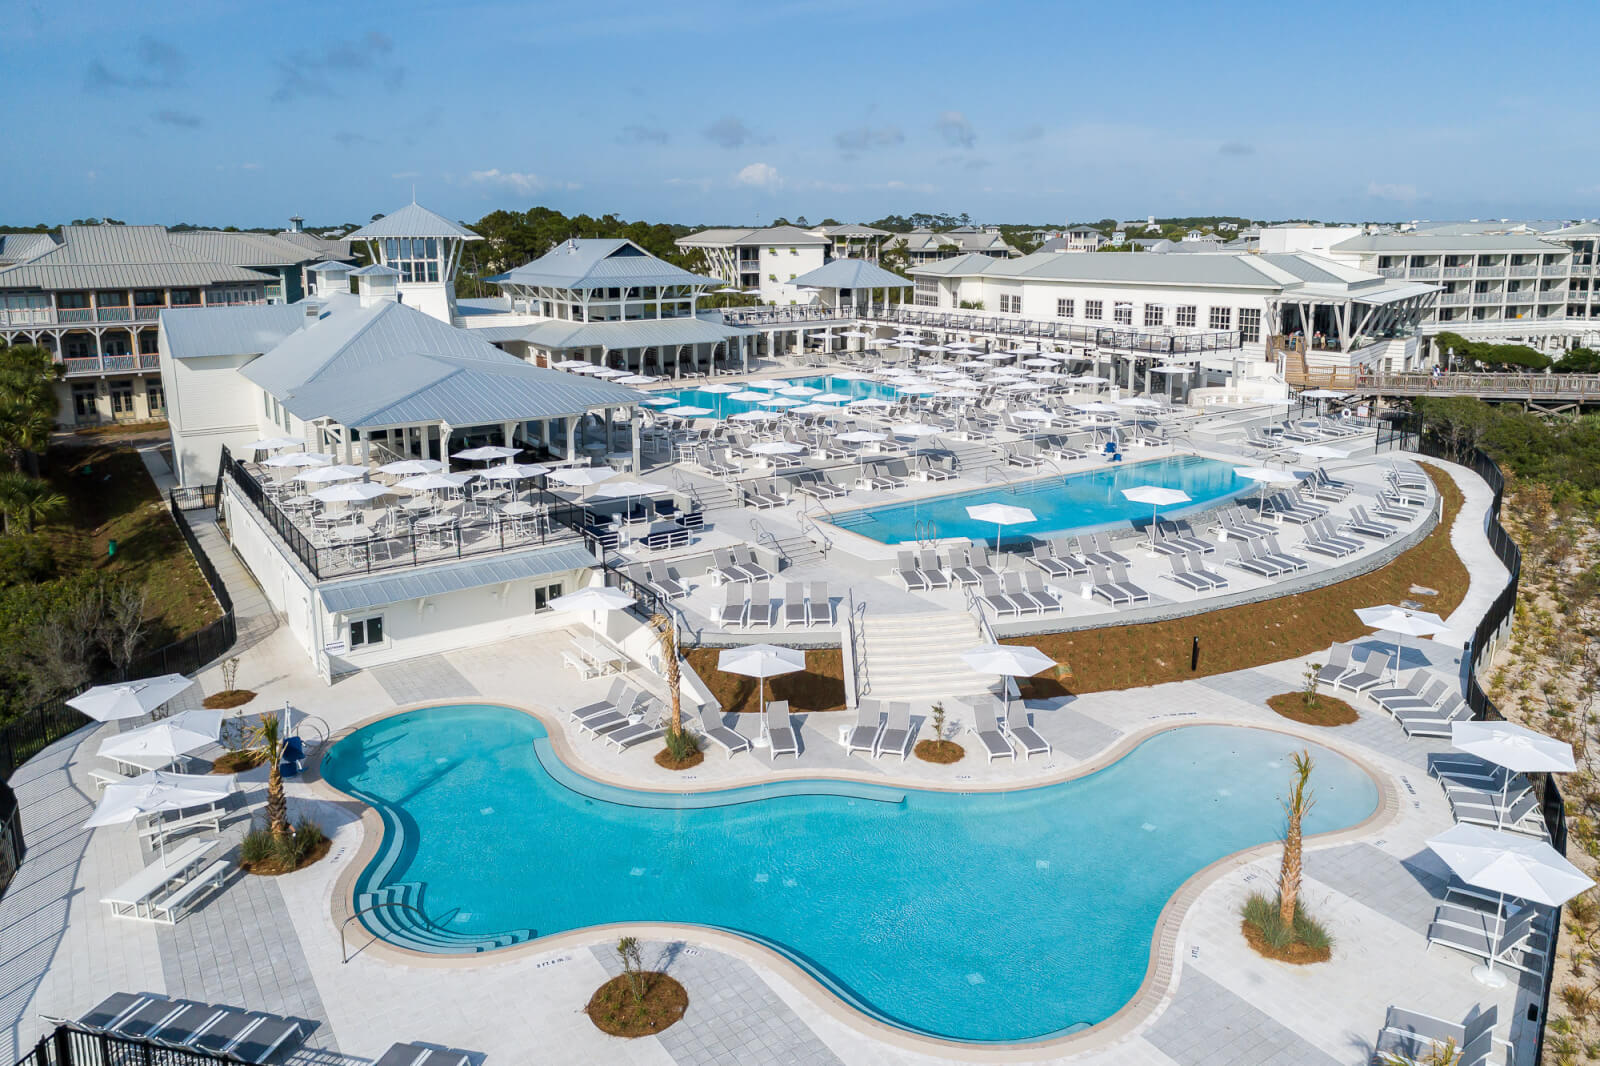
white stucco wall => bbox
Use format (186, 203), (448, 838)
(161, 341), (272, 487)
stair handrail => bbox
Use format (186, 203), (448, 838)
(796, 511), (834, 555)
(848, 587), (870, 697)
(747, 517), (788, 565)
(342, 901), (431, 963)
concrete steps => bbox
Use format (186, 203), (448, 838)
(858, 610), (994, 702)
(772, 534), (827, 569)
(942, 439), (1006, 477)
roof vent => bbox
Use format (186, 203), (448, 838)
(567, 238), (578, 253)
(289, 216), (305, 233)
(302, 299), (324, 324)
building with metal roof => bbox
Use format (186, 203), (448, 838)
(883, 227), (1018, 266)
(675, 226), (829, 305)
(807, 224), (891, 263)
(786, 259), (912, 315)
(345, 203), (483, 322)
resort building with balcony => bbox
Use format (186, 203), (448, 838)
(674, 225), (829, 304)
(883, 226), (1019, 265)
(807, 223), (891, 263)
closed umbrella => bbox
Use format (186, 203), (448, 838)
(1354, 604), (1449, 680)
(97, 709), (223, 766)
(68, 674), (196, 722)
(1427, 823), (1593, 986)
(1121, 485), (1192, 544)
(966, 502), (1036, 557)
(717, 644), (806, 715)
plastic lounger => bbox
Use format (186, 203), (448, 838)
(697, 706), (752, 757)
(226, 1014), (303, 1065)
(965, 698), (1014, 762)
(765, 701), (799, 760)
(75, 992), (147, 1034)
(806, 582), (833, 626)
(1313, 646), (1354, 686)
(845, 703), (883, 757)
(874, 702), (915, 761)
(1004, 703), (1051, 758)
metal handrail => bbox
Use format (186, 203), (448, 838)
(341, 901), (431, 963)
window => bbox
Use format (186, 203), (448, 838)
(914, 278), (938, 307)
(350, 615), (384, 647)
(1143, 304), (1164, 327)
(1113, 302), (1133, 325)
(109, 379), (134, 415)
(146, 381), (165, 413)
(1239, 307), (1261, 343)
(1084, 299), (1103, 321)
(1056, 298), (1074, 319)
(72, 384), (96, 419)
(138, 330), (159, 355)
(1209, 306), (1232, 330)
(999, 294), (1022, 313)
(383, 238), (441, 283)
(64, 334), (93, 358)
(263, 392), (272, 418)
(1176, 305), (1196, 328)
(533, 582), (565, 612)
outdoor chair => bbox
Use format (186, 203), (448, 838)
(746, 581), (774, 628)
(1373, 1005), (1498, 1066)
(1259, 534), (1308, 571)
(1000, 571), (1047, 614)
(782, 582), (808, 627)
(1331, 648), (1390, 693)
(1107, 562), (1149, 602)
(917, 549), (952, 589)
(765, 701), (799, 760)
(645, 561), (686, 599)
(1021, 570), (1061, 610)
(1376, 675), (1452, 715)
(1166, 553), (1211, 592)
(806, 581), (834, 626)
(873, 702), (915, 761)
(697, 704), (752, 757)
(1185, 550), (1228, 589)
(1427, 905), (1545, 974)
(1004, 701), (1051, 759)
(978, 576), (1025, 618)
(964, 696), (1015, 763)
(716, 584), (748, 628)
(602, 701), (666, 752)
(1396, 695), (1472, 738)
(895, 551), (929, 591)
(1086, 564), (1134, 606)
(845, 702), (884, 757)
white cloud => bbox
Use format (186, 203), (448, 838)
(1367, 181), (1419, 202)
(735, 162), (781, 189)
(469, 168), (546, 194)
(935, 110), (976, 149)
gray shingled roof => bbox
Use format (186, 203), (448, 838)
(319, 543), (597, 613)
(0, 225), (273, 290)
(162, 304), (306, 360)
(347, 203), (481, 241)
(500, 239), (717, 291)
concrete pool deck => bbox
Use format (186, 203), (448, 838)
(0, 455), (1543, 1066)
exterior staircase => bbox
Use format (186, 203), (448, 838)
(770, 533), (827, 569)
(858, 610), (994, 702)
(940, 438), (1006, 477)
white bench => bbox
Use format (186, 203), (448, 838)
(101, 838), (217, 920)
(148, 860), (230, 924)
(137, 807), (223, 844)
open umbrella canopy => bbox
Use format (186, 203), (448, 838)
(748, 379), (792, 390)
(310, 481), (392, 504)
(85, 770), (234, 829)
(452, 445), (519, 462)
(1427, 823), (1592, 907)
(779, 385), (823, 397)
(398, 471), (475, 492)
(846, 398), (892, 410)
(588, 479), (669, 500)
(700, 382), (743, 394)
(1073, 401), (1119, 414)
(590, 367), (628, 378)
(548, 586), (636, 613)
(758, 396), (804, 408)
(728, 391), (769, 401)
(1072, 374), (1110, 384)
(1011, 409), (1056, 423)
(566, 363), (607, 375)
(1452, 721), (1576, 775)
(261, 451), (333, 468)
(641, 397), (680, 407)
(890, 422), (941, 437)
(967, 502), (1035, 526)
(664, 406), (713, 418)
(292, 464), (366, 484)
(830, 370), (875, 381)
(717, 643), (806, 709)
(839, 330), (872, 339)
(482, 462), (552, 481)
(553, 359), (593, 369)
(1121, 485), (1191, 507)
(248, 436), (303, 452)
(97, 709), (223, 762)
(1116, 397), (1163, 409)
(1233, 466), (1299, 486)
(1295, 443), (1351, 460)
(960, 643), (1056, 677)
(377, 458), (444, 475)
(1355, 604), (1449, 637)
(617, 374), (658, 385)
(837, 431), (887, 444)
(751, 441), (806, 455)
(730, 409), (781, 422)
(548, 467), (617, 487)
(67, 674), (196, 722)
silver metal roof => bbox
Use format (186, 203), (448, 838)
(161, 304), (306, 359)
(0, 225), (273, 291)
(275, 229), (354, 259)
(787, 259), (912, 290)
(676, 225), (828, 248)
(0, 233), (57, 266)
(500, 239), (718, 291)
(307, 260), (354, 272)
(350, 263), (400, 276)
(347, 203), (482, 241)
(168, 231), (322, 268)
(521, 315), (748, 351)
(812, 224), (890, 237)
(1330, 233), (1567, 254)
(318, 544), (597, 612)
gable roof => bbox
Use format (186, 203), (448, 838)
(788, 259), (912, 290)
(0, 233), (57, 266)
(347, 203), (481, 241)
(275, 229), (354, 259)
(0, 225), (273, 290)
(168, 231), (323, 268)
(162, 304), (307, 360)
(676, 225), (828, 248)
(500, 238), (717, 290)
(1330, 233), (1566, 254)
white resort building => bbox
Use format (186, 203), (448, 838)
(674, 224), (830, 304)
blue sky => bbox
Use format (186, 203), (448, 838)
(2, 0), (1596, 229)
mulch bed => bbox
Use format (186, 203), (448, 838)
(654, 749), (705, 771)
(915, 739), (965, 764)
(209, 750), (267, 774)
(1265, 692), (1359, 727)
(1013, 466), (1467, 696)
(239, 836), (331, 877)
(684, 648), (846, 714)
(203, 689), (257, 710)
(585, 973), (689, 1037)
(1240, 919), (1332, 965)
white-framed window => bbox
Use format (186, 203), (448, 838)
(1176, 305), (1197, 328)
(1143, 305), (1164, 327)
(534, 582), (565, 612)
(350, 615), (385, 648)
(1056, 298), (1074, 319)
(1113, 302), (1133, 325)
(999, 294), (1021, 313)
(146, 381), (165, 412)
(1239, 307), (1261, 343)
(383, 238), (441, 283)
(1209, 306), (1232, 330)
(1085, 299), (1103, 321)
(914, 278), (938, 307)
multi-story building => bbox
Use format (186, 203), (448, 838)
(674, 225), (829, 305)
(0, 224), (336, 425)
(807, 224), (890, 263)
(884, 226), (1018, 265)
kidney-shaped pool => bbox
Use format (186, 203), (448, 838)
(322, 705), (1377, 1044)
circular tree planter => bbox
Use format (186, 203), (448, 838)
(914, 740), (965, 764)
(203, 689), (257, 710)
(654, 749), (704, 771)
(210, 750), (267, 774)
(1240, 919), (1332, 965)
(585, 973), (688, 1037)
(239, 836), (331, 877)
(1265, 692), (1358, 727)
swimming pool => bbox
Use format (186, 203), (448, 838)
(322, 707), (1377, 1044)
(649, 374), (902, 419)
(826, 454), (1249, 546)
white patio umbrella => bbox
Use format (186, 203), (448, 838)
(377, 458), (444, 476)
(831, 370), (875, 381)
(847, 398), (892, 410)
(548, 586), (636, 613)
(815, 393), (854, 404)
(85, 770), (235, 860)
(567, 363), (607, 375)
(1452, 720), (1576, 816)
(452, 445), (519, 462)
(960, 643), (1056, 678)
(890, 422), (941, 438)
(980, 351), (1015, 361)
(664, 406), (713, 418)
(937, 389), (982, 400)
(1427, 823), (1593, 986)
(292, 464), (365, 484)
(779, 385), (823, 397)
(1116, 397), (1163, 409)
(248, 436), (303, 452)
(1073, 401), (1119, 414)
(1355, 604), (1450, 680)
(1012, 409), (1056, 423)
(837, 430), (887, 445)
(758, 396), (803, 408)
(966, 502), (1036, 556)
(641, 396), (679, 407)
(553, 358), (593, 369)
(590, 367), (628, 378)
(748, 379), (792, 390)
(97, 708), (223, 765)
(717, 644), (806, 714)
(1296, 443), (1351, 461)
(1233, 466), (1300, 510)
(482, 462), (552, 481)
(1023, 357), (1061, 367)
(68, 674), (196, 722)
(730, 409), (780, 422)
(713, 286), (741, 294)
(1121, 485), (1192, 544)
(701, 382), (743, 394)
(1072, 374), (1110, 385)
(617, 374), (659, 385)
(839, 330), (872, 339)
(588, 478), (669, 502)
(728, 391), (769, 401)
(261, 451), (333, 468)
(398, 472), (475, 492)
(310, 481), (393, 505)
(958, 359), (991, 369)
(751, 441), (806, 456)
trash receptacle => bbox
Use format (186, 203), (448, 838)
(107, 539), (117, 558)
(280, 735), (305, 778)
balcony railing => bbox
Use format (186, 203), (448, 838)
(1472, 291), (1504, 303)
(1442, 266), (1474, 279)
(60, 353), (160, 377)
(0, 300), (248, 329)
(1378, 266), (1406, 278)
(1477, 264), (1508, 276)
(1508, 264), (1539, 277)
(1439, 292), (1471, 306)
(1543, 264), (1567, 276)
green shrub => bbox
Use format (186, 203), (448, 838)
(239, 815), (328, 869)
(663, 727), (699, 762)
(0, 536), (56, 586)
(1241, 891), (1333, 952)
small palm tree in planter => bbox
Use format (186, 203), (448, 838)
(237, 712), (329, 875)
(1240, 749), (1333, 962)
(650, 613), (702, 770)
(584, 935), (688, 1037)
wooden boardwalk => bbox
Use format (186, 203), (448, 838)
(1289, 368), (1600, 410)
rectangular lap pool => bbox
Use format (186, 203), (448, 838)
(648, 374), (902, 418)
(825, 455), (1249, 545)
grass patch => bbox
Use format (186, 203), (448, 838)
(914, 739), (965, 764)
(1240, 892), (1333, 964)
(585, 972), (689, 1037)
(39, 444), (219, 644)
(203, 689), (257, 710)
(238, 817), (330, 876)
(1265, 692), (1359, 726)
(210, 749), (267, 774)
(684, 647), (846, 714)
(1013, 466), (1466, 696)
(72, 420), (170, 437)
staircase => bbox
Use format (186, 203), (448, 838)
(941, 438), (1006, 478)
(674, 477), (740, 511)
(353, 881), (534, 955)
(770, 533), (827, 569)
(858, 610), (994, 702)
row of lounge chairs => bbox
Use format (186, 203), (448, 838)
(52, 992), (303, 1064)
(1430, 753), (1551, 839)
(710, 546), (775, 584)
(569, 679), (668, 751)
(1372, 1004), (1498, 1066)
(976, 572), (1064, 616)
(718, 581), (835, 628)
(964, 697), (1051, 762)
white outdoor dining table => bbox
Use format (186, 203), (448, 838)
(416, 514), (457, 529)
(568, 636), (626, 676)
(328, 526), (373, 544)
(403, 497), (437, 512)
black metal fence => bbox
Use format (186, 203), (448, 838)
(0, 781), (21, 899)
(18, 1024), (234, 1066)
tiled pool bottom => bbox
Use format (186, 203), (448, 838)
(826, 455), (1250, 545)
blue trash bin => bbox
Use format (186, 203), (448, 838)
(280, 735), (305, 778)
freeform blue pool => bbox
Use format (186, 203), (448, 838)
(827, 455), (1250, 546)
(322, 707), (1378, 1044)
(650, 373), (902, 419)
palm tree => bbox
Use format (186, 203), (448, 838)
(0, 343), (60, 474)
(1278, 750), (1316, 928)
(649, 612), (683, 737)
(248, 712), (291, 841)
(0, 471), (66, 534)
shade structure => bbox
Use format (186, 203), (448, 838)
(548, 586), (636, 613)
(482, 462), (552, 481)
(960, 643), (1056, 677)
(292, 464), (366, 484)
(398, 472), (475, 492)
(1116, 397), (1163, 409)
(839, 330), (872, 339)
(758, 396), (804, 408)
(452, 445), (519, 462)
(966, 503), (1036, 555)
(791, 403), (839, 416)
(1426, 822), (1593, 986)
(1452, 721), (1575, 776)
(958, 359), (991, 369)
(937, 389), (982, 400)
(751, 441), (805, 455)
(1072, 374), (1110, 384)
(830, 370), (874, 381)
(553, 358), (593, 369)
(779, 385), (823, 397)
(1296, 443), (1351, 461)
(1300, 388), (1349, 399)
(67, 674), (196, 722)
(1121, 485), (1192, 543)
(548, 467), (616, 488)
(713, 286), (741, 294)
(1011, 409), (1056, 423)
(377, 458), (445, 476)
(85, 771), (235, 860)
(261, 451), (333, 468)
(1233, 466), (1300, 508)
(616, 374), (658, 385)
(748, 379), (791, 390)
(837, 431), (887, 444)
(728, 391), (769, 401)
(663, 406), (713, 418)
(729, 409), (780, 422)
(248, 436), (302, 452)
(590, 367), (628, 378)
(310, 481), (392, 504)
(890, 422), (941, 437)
(97, 709), (223, 764)
(717, 643), (806, 712)
(1073, 401), (1119, 414)
(567, 363), (607, 374)
(701, 382), (743, 394)
(846, 398), (892, 410)
(1356, 604), (1449, 679)
(1149, 364), (1194, 375)
(588, 479), (669, 501)
(641, 397), (679, 407)
(815, 393), (854, 404)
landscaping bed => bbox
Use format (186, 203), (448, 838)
(1265, 692), (1359, 727)
(585, 973), (688, 1037)
(684, 647), (846, 714)
(915, 739), (964, 764)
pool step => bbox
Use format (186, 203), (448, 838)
(859, 610), (994, 702)
(353, 881), (534, 955)
(770, 533), (827, 568)
(944, 440), (1006, 476)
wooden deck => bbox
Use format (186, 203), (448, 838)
(1289, 368), (1600, 409)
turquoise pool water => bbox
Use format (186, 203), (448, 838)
(322, 708), (1377, 1043)
(827, 455), (1249, 546)
(650, 373), (902, 418)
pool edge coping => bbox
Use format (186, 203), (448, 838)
(304, 705), (1399, 1062)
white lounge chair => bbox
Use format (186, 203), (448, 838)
(697, 704), (752, 757)
(765, 701), (799, 760)
(964, 697), (1014, 763)
(845, 702), (883, 757)
(874, 702), (915, 761)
